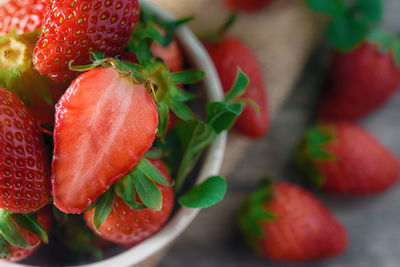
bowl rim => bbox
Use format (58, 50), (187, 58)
(4, 1), (226, 267)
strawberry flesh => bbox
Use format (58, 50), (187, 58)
(52, 67), (159, 214)
(0, 0), (47, 35)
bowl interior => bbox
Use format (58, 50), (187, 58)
(3, 1), (226, 267)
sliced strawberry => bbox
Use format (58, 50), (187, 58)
(52, 66), (159, 214)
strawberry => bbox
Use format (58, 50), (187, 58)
(0, 0), (47, 35)
(123, 39), (184, 73)
(203, 35), (269, 139)
(238, 181), (347, 262)
(83, 159), (174, 246)
(0, 30), (66, 125)
(297, 121), (400, 195)
(152, 40), (184, 73)
(0, 87), (51, 213)
(1, 207), (51, 262)
(318, 41), (400, 121)
(33, 0), (140, 83)
(52, 58), (159, 214)
(223, 0), (274, 13)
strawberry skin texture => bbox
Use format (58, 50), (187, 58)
(0, 0), (47, 35)
(33, 0), (140, 83)
(203, 36), (269, 139)
(261, 182), (347, 262)
(240, 182), (347, 262)
(5, 206), (51, 262)
(0, 87), (51, 213)
(52, 67), (159, 214)
(318, 43), (400, 121)
(301, 122), (400, 195)
(223, 0), (274, 12)
(84, 159), (174, 246)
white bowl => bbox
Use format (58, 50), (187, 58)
(2, 0), (226, 266)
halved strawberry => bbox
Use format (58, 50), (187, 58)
(52, 61), (159, 214)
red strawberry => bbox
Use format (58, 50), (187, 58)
(203, 35), (269, 139)
(0, 0), (47, 35)
(2, 207), (52, 262)
(122, 39), (184, 73)
(33, 0), (140, 83)
(297, 121), (400, 195)
(152, 40), (184, 73)
(223, 0), (274, 12)
(52, 63), (159, 214)
(318, 42), (400, 121)
(84, 159), (174, 246)
(0, 87), (51, 213)
(239, 181), (347, 262)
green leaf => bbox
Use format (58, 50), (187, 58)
(0, 210), (29, 248)
(136, 158), (170, 186)
(92, 187), (114, 229)
(305, 0), (346, 17)
(367, 28), (393, 52)
(354, 0), (382, 23)
(206, 69), (248, 133)
(169, 98), (194, 121)
(90, 52), (105, 61)
(11, 213), (48, 243)
(0, 236), (10, 259)
(224, 69), (249, 103)
(306, 126), (334, 159)
(238, 180), (276, 247)
(115, 175), (146, 210)
(171, 70), (204, 84)
(206, 102), (242, 133)
(132, 171), (163, 211)
(158, 102), (169, 138)
(174, 120), (217, 191)
(84, 198), (100, 212)
(326, 16), (368, 51)
(136, 37), (153, 66)
(179, 176), (227, 208)
(145, 148), (163, 159)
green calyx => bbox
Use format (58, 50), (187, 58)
(89, 158), (172, 229)
(305, 0), (383, 51)
(367, 28), (400, 66)
(0, 209), (48, 258)
(296, 124), (335, 187)
(238, 179), (276, 251)
(0, 30), (54, 109)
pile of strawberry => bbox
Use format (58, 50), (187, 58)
(0, 0), (260, 263)
(234, 0), (400, 263)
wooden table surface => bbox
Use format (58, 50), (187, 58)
(160, 1), (400, 266)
